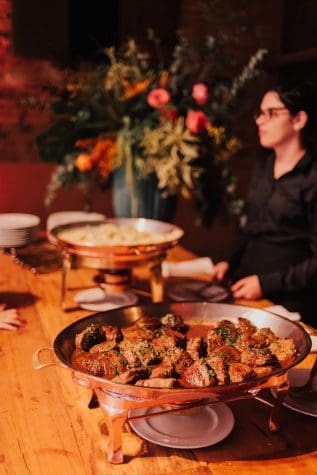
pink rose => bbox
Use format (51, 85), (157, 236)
(147, 88), (170, 109)
(192, 83), (208, 105)
(185, 110), (208, 133)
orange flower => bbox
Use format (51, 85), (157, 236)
(122, 78), (151, 99)
(90, 139), (118, 178)
(75, 153), (93, 172)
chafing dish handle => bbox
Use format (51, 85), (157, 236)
(32, 347), (61, 370)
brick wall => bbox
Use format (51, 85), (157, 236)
(0, 0), (66, 163)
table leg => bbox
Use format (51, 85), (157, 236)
(61, 252), (71, 310)
(149, 262), (164, 302)
(269, 377), (289, 432)
(95, 389), (128, 464)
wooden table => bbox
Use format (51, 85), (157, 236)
(0, 244), (316, 475)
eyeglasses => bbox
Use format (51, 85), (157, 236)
(254, 107), (289, 121)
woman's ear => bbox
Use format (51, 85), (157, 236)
(293, 110), (308, 131)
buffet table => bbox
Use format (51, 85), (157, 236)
(0, 245), (316, 475)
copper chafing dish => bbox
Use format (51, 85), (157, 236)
(33, 302), (311, 464)
(50, 218), (184, 307)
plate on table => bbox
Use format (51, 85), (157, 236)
(74, 287), (138, 311)
(0, 213), (40, 247)
(271, 367), (317, 417)
(166, 279), (230, 303)
(129, 402), (234, 449)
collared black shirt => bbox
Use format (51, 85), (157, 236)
(229, 152), (317, 322)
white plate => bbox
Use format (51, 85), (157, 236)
(167, 280), (230, 302)
(0, 213), (40, 229)
(271, 367), (317, 417)
(129, 403), (234, 449)
(74, 287), (138, 311)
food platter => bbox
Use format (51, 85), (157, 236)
(52, 302), (311, 391)
(34, 301), (311, 463)
(51, 218), (184, 306)
(51, 218), (184, 263)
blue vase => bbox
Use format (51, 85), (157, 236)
(112, 166), (177, 222)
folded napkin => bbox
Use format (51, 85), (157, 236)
(162, 257), (214, 278)
(265, 305), (301, 322)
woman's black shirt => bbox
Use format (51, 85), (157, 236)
(229, 152), (317, 323)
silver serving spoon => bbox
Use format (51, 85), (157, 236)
(288, 356), (317, 401)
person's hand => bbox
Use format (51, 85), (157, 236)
(231, 275), (262, 300)
(0, 307), (25, 331)
(212, 261), (229, 282)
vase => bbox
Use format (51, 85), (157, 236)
(112, 166), (177, 222)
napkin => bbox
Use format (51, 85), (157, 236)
(265, 305), (301, 322)
(162, 257), (214, 278)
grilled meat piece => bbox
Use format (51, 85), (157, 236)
(180, 359), (217, 388)
(136, 316), (162, 331)
(228, 362), (255, 383)
(212, 320), (238, 345)
(75, 324), (105, 351)
(150, 359), (175, 378)
(122, 326), (155, 341)
(160, 313), (188, 333)
(206, 331), (224, 353)
(102, 325), (123, 343)
(269, 338), (296, 363)
(240, 348), (275, 366)
(205, 355), (228, 384)
(253, 366), (274, 377)
(235, 318), (258, 350)
(187, 337), (206, 360)
(211, 344), (241, 363)
(253, 328), (278, 346)
(118, 338), (161, 367)
(167, 347), (194, 375)
(237, 317), (257, 335)
(111, 368), (148, 385)
(135, 378), (177, 388)
(71, 350), (106, 377)
(152, 327), (186, 352)
(89, 340), (117, 354)
(71, 349), (127, 378)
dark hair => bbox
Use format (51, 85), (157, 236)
(270, 80), (317, 149)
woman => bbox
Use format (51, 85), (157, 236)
(213, 81), (317, 324)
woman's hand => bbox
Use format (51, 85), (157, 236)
(212, 261), (229, 282)
(0, 307), (26, 331)
(231, 275), (262, 300)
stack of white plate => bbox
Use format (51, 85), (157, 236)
(0, 213), (40, 248)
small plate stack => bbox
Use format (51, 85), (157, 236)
(0, 213), (40, 248)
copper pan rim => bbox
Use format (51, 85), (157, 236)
(51, 217), (184, 257)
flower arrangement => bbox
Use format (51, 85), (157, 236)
(37, 31), (267, 226)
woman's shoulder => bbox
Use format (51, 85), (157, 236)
(301, 152), (317, 177)
(301, 153), (317, 200)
